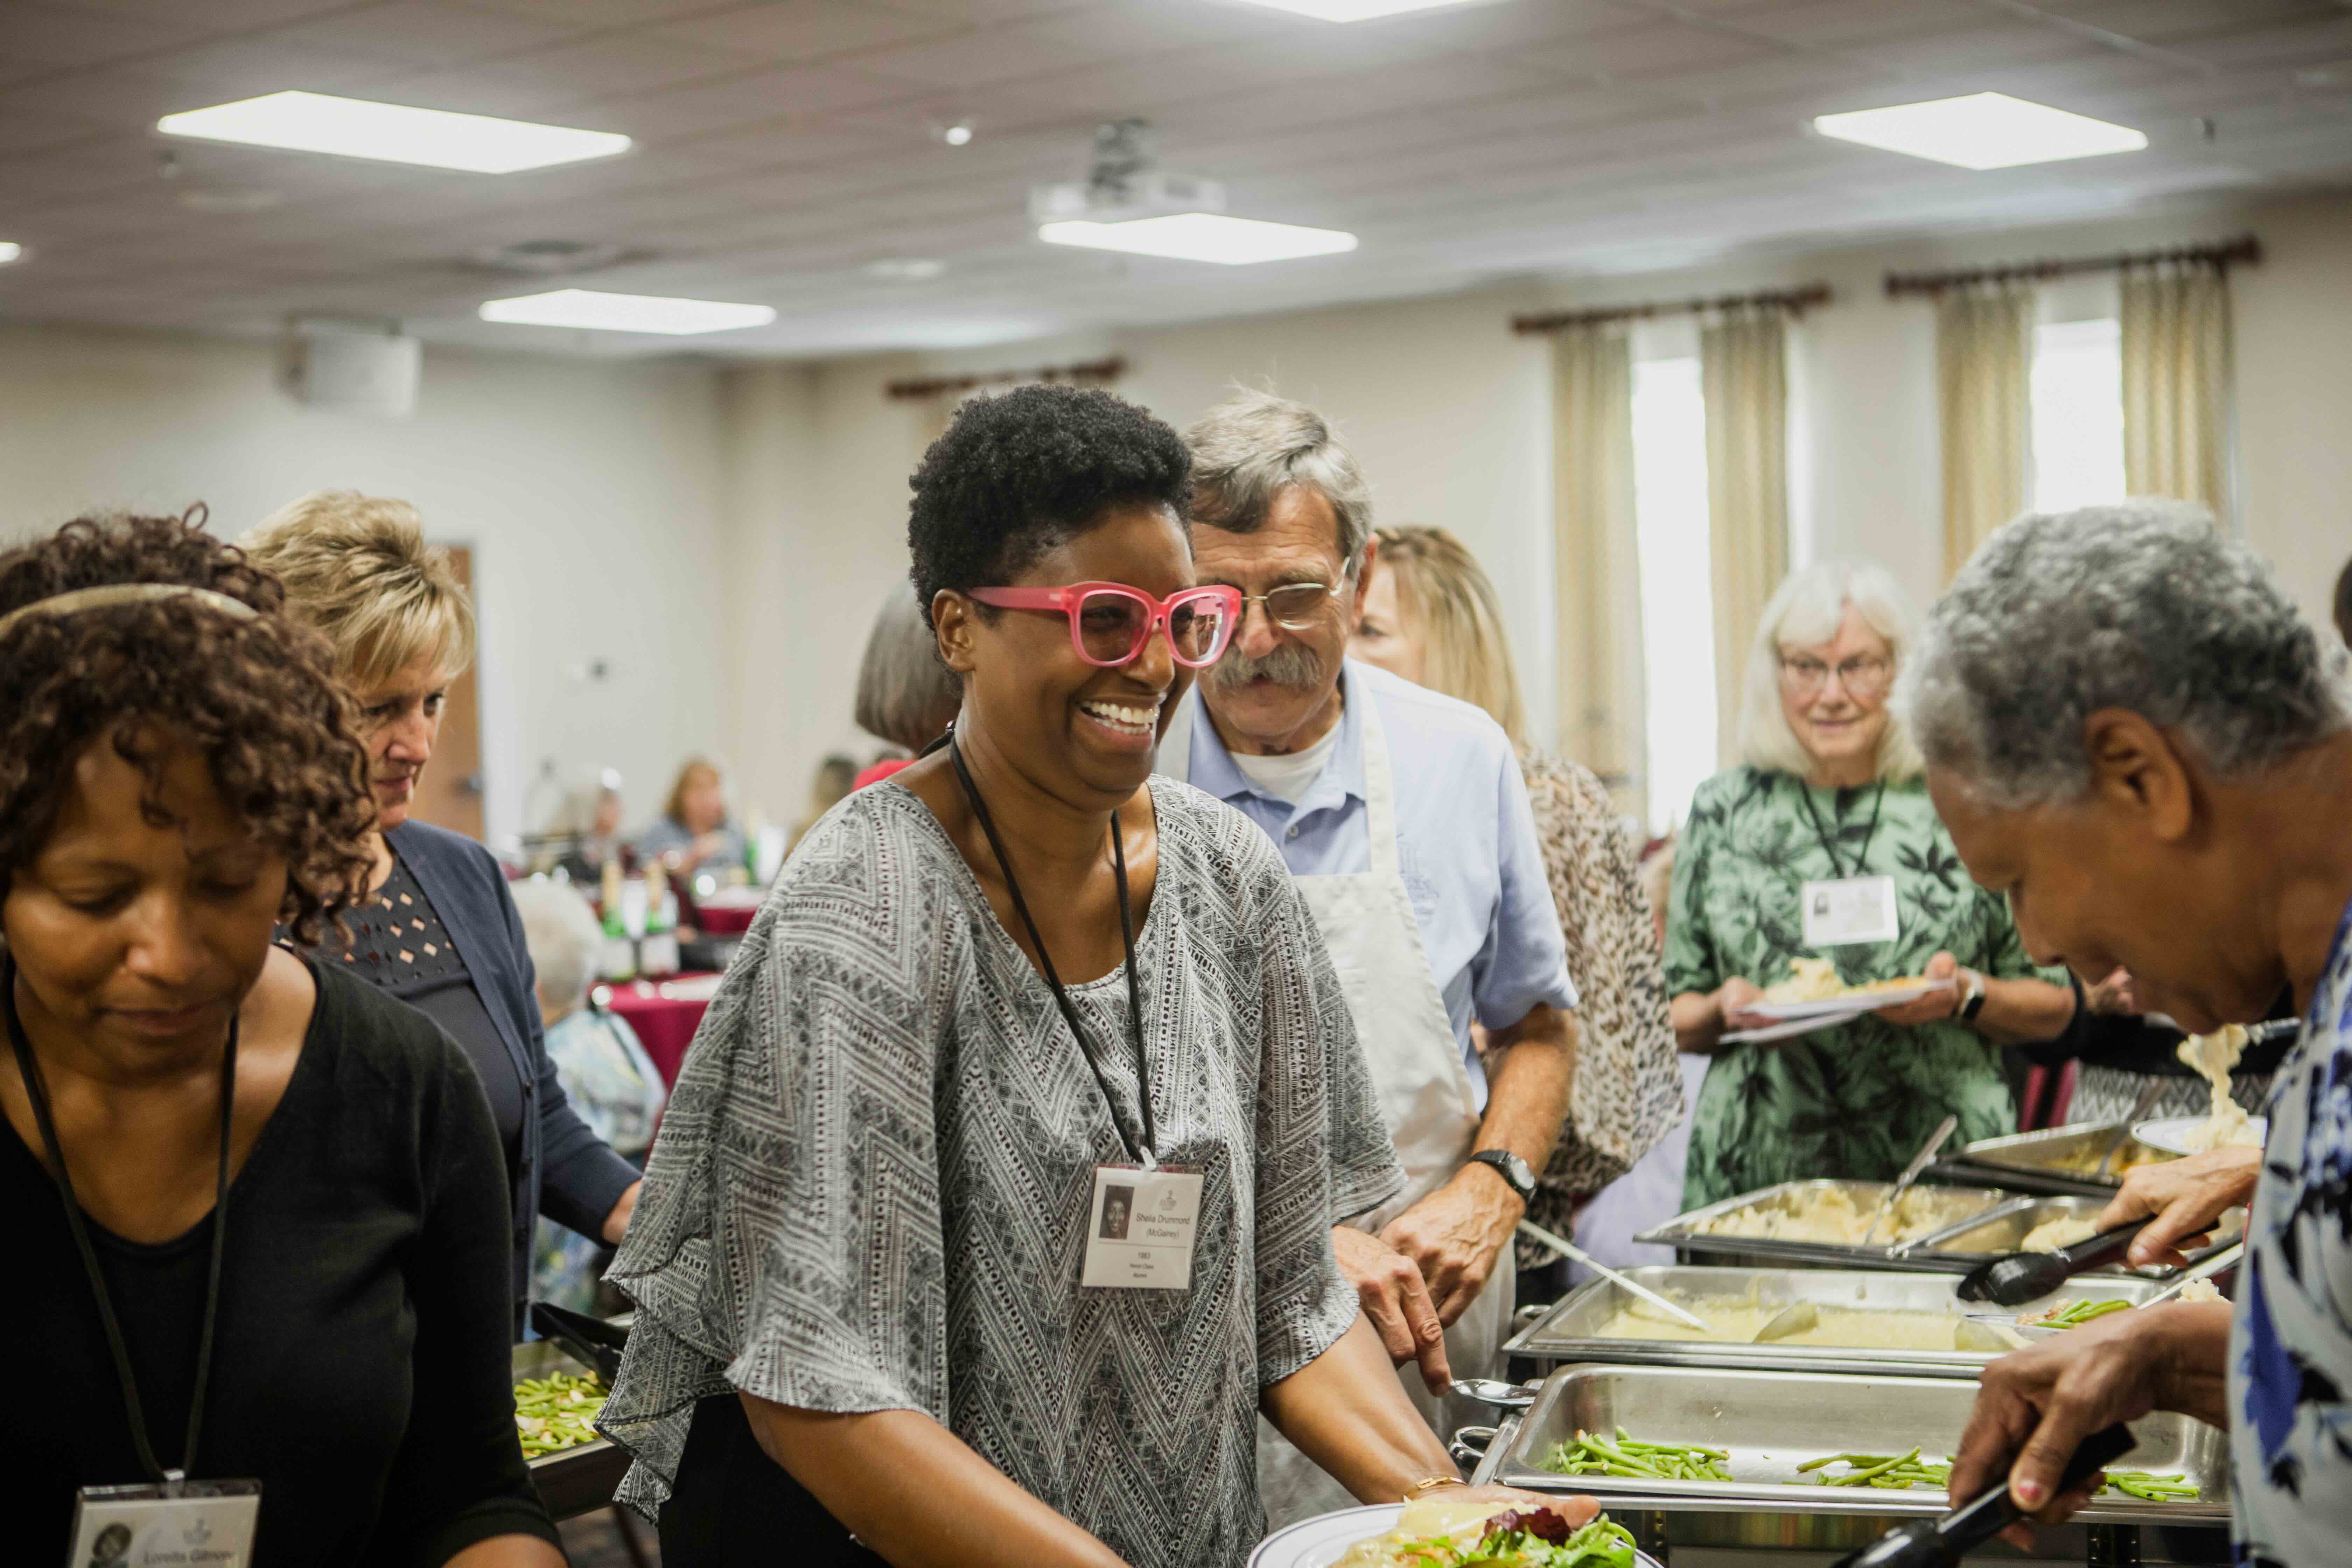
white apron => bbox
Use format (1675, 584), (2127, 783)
(1161, 687), (1508, 1529)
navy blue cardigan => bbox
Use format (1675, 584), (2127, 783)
(387, 821), (639, 1325)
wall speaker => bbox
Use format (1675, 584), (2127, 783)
(282, 319), (421, 418)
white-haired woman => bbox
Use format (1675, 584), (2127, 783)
(1664, 561), (2075, 1208)
(511, 878), (668, 1313)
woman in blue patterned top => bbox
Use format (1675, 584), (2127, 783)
(1921, 503), (2352, 1564)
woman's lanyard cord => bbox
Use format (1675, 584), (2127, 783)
(948, 732), (1158, 1167)
(1797, 780), (1885, 880)
(5, 956), (233, 1487)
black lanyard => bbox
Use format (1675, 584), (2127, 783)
(5, 957), (233, 1485)
(949, 732), (1158, 1167)
(1796, 780), (1885, 880)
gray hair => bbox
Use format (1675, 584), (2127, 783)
(1903, 500), (2352, 807)
(854, 587), (961, 754)
(1182, 387), (1372, 567)
(1738, 559), (1926, 783)
(510, 876), (606, 1016)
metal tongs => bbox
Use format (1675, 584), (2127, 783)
(531, 1301), (629, 1382)
(1864, 1115), (1958, 1247)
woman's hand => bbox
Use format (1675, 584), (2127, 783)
(1714, 976), (1768, 1032)
(1876, 951), (1964, 1026)
(2096, 1147), (2260, 1268)
(2084, 967), (2136, 1016)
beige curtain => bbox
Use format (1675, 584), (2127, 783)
(1549, 326), (1644, 808)
(2122, 268), (2232, 516)
(1701, 313), (1791, 766)
(1936, 286), (2034, 581)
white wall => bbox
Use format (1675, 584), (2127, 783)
(756, 191), (2352, 808)
(0, 324), (732, 845)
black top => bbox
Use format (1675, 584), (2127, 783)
(321, 853), (522, 1175)
(2025, 986), (2302, 1078)
(7, 958), (558, 1567)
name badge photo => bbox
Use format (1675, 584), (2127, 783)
(1082, 1165), (1203, 1291)
(70, 1480), (261, 1568)
(1801, 874), (1900, 948)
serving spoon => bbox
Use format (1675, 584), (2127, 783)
(1863, 1115), (1958, 1247)
(1517, 1217), (1715, 1333)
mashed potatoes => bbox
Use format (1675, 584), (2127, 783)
(2019, 1214), (2101, 1253)
(2176, 1027), (2262, 1152)
(1591, 1298), (1970, 1351)
(1692, 1184), (1979, 1248)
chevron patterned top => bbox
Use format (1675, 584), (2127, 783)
(599, 776), (1404, 1565)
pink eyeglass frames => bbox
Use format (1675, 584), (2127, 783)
(966, 582), (1244, 669)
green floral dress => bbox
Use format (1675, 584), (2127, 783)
(1666, 766), (2056, 1209)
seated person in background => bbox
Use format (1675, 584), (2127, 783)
(852, 584), (964, 788)
(1, 512), (560, 1568)
(511, 878), (667, 1315)
(788, 753), (859, 850)
(553, 773), (627, 886)
(1351, 524), (1681, 1290)
(636, 756), (746, 878)
(2337, 552), (2351, 646)
(1665, 559), (2077, 1210)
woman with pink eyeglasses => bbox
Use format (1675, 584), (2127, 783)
(597, 386), (1564, 1568)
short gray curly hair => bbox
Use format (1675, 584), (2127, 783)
(1182, 387), (1372, 567)
(1903, 500), (2352, 807)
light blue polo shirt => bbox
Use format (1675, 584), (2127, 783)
(1176, 660), (1578, 1110)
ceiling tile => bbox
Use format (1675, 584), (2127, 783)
(0, 4), (206, 70)
(40, 0), (356, 30)
(391, 33), (751, 117)
(603, 61), (926, 140)
(649, 1), (960, 63)
(462, 0), (742, 22)
(2035, 1), (2344, 46)
(1726, 0), (1982, 48)
(257, 3), (584, 68)
(1522, 19), (1783, 80)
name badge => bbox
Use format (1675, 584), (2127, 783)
(1801, 875), (1900, 948)
(71, 1480), (261, 1568)
(1082, 1165), (1203, 1291)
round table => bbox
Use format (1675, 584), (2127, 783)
(602, 973), (722, 1087)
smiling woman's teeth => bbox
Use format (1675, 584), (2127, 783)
(1080, 700), (1158, 734)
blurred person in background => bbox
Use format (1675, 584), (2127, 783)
(246, 491), (642, 1328)
(853, 585), (964, 789)
(1666, 560), (2078, 1209)
(1351, 524), (1680, 1292)
(554, 773), (626, 886)
(3, 513), (561, 1568)
(1921, 504), (2352, 1562)
(511, 877), (666, 1315)
(789, 753), (859, 850)
(1167, 390), (1581, 1524)
(2336, 553), (2351, 646)
(637, 756), (746, 878)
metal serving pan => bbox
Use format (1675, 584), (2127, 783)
(1504, 1265), (2168, 1377)
(1914, 1194), (2245, 1269)
(1478, 1363), (2228, 1529)
(1633, 1179), (2015, 1270)
(1940, 1121), (2180, 1196)
(514, 1338), (628, 1521)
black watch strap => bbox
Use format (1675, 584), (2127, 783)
(1468, 1149), (1535, 1203)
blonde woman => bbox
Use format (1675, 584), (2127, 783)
(1662, 561), (2076, 1208)
(1352, 526), (1681, 1261)
(638, 756), (746, 877)
(246, 492), (642, 1326)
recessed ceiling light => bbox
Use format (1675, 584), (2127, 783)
(1227, 0), (1480, 19)
(1813, 92), (2146, 170)
(158, 91), (630, 174)
(1038, 213), (1357, 265)
(941, 120), (975, 147)
(866, 258), (947, 281)
(478, 289), (776, 335)
(0, 242), (22, 265)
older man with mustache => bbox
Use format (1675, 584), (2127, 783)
(1912, 503), (2352, 1563)
(1155, 390), (1580, 1525)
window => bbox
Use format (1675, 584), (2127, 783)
(2030, 316), (2126, 512)
(1630, 354), (1717, 833)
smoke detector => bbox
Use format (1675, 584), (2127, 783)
(1028, 120), (1223, 225)
(471, 238), (646, 276)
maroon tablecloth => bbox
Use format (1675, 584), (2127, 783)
(603, 975), (721, 1087)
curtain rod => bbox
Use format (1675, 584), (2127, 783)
(886, 355), (1127, 401)
(1511, 282), (1830, 335)
(1883, 234), (2261, 298)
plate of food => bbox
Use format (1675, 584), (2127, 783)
(2134, 1114), (2267, 1156)
(1742, 959), (1951, 1022)
(1249, 1497), (1652, 1568)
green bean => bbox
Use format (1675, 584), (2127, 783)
(1804, 1451), (1953, 1491)
(513, 1372), (608, 1458)
(2103, 1470), (2201, 1501)
(1547, 1430), (1733, 1482)
(2036, 1298), (2132, 1329)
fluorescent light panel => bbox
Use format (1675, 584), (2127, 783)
(479, 289), (776, 335)
(1227, 0), (1479, 19)
(1038, 213), (1357, 265)
(1813, 92), (2146, 170)
(0, 242), (21, 265)
(158, 91), (630, 174)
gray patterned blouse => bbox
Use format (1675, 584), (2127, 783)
(598, 778), (1403, 1567)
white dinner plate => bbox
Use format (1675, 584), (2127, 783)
(1247, 1504), (1661, 1568)
(1721, 1012), (1850, 1045)
(2133, 1115), (2268, 1156)
(1745, 979), (1950, 1020)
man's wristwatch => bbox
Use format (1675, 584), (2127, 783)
(1958, 968), (1989, 1023)
(1467, 1149), (1536, 1204)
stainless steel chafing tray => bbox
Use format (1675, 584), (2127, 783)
(1914, 1194), (2245, 1268)
(514, 1338), (628, 1521)
(1476, 1363), (2229, 1530)
(1940, 1121), (2182, 1196)
(1504, 1265), (2165, 1377)
(1632, 1178), (2014, 1269)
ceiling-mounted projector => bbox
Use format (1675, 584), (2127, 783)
(1028, 119), (1224, 225)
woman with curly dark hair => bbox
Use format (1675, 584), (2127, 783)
(0, 513), (564, 1568)
(594, 386), (1564, 1568)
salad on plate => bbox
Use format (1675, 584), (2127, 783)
(1332, 1496), (1637, 1568)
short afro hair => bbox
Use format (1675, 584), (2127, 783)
(0, 511), (376, 946)
(907, 384), (1192, 626)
